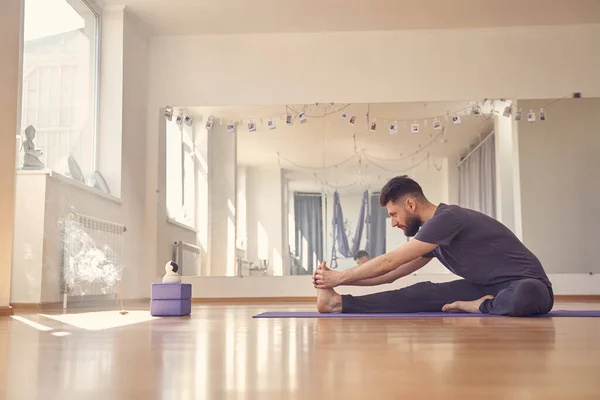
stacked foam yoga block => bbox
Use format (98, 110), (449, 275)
(150, 283), (192, 316)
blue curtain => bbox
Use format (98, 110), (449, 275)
(294, 193), (323, 274)
(366, 192), (387, 257)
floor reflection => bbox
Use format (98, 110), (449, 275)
(1, 303), (598, 400)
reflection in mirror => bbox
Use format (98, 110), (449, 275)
(162, 97), (600, 278)
(229, 101), (493, 276)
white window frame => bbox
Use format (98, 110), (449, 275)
(20, 0), (102, 175)
(84, 0), (102, 173)
(166, 119), (198, 230)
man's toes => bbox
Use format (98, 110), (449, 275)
(442, 302), (457, 312)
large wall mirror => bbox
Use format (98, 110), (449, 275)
(158, 98), (600, 278)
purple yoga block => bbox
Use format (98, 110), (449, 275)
(151, 283), (192, 300)
(151, 299), (192, 316)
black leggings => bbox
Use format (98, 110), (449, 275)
(341, 279), (554, 317)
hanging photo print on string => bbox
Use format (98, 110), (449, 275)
(349, 115), (356, 125)
(176, 113), (184, 125)
(184, 115), (193, 126)
(164, 106), (173, 121)
(206, 118), (214, 130)
(411, 123), (420, 134)
(503, 105), (512, 117)
(433, 119), (442, 130)
(539, 108), (546, 121)
(286, 114), (293, 125)
(227, 123), (235, 133)
(248, 121), (257, 132)
(267, 119), (276, 130)
(452, 115), (461, 125)
(527, 110), (536, 122)
(370, 120), (377, 132)
(389, 121), (398, 135)
(298, 111), (307, 124)
(515, 109), (523, 121)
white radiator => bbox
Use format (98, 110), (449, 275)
(173, 240), (201, 276)
(60, 212), (126, 308)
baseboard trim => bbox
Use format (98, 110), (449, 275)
(193, 297), (316, 304)
(0, 306), (14, 316)
(10, 303), (44, 310)
(554, 295), (600, 302)
(191, 295), (600, 304)
(11, 295), (598, 309)
(11, 298), (149, 311)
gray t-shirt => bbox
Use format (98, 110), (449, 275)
(414, 203), (551, 287)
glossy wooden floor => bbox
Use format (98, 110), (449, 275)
(1, 301), (600, 400)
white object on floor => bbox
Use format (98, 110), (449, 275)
(163, 261), (182, 283)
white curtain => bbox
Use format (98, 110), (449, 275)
(458, 133), (496, 218)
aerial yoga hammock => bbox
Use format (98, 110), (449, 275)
(329, 190), (370, 269)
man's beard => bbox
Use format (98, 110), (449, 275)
(404, 214), (422, 237)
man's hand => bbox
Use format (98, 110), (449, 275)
(312, 262), (342, 289)
(336, 239), (438, 285)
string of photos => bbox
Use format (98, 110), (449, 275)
(164, 96), (566, 135)
(161, 95), (572, 189)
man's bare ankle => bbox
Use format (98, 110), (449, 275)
(317, 289), (342, 313)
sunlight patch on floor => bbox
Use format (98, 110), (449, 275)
(11, 315), (53, 331)
(40, 310), (159, 331)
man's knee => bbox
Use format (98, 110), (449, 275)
(507, 279), (552, 316)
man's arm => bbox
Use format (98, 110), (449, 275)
(337, 239), (438, 285)
(346, 256), (432, 286)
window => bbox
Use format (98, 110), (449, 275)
(18, 0), (99, 178)
(166, 119), (205, 228)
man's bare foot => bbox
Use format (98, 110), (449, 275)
(316, 288), (342, 313)
(442, 295), (494, 314)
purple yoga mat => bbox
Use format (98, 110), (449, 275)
(253, 310), (600, 318)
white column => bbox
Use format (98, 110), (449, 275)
(494, 101), (523, 238)
(443, 154), (460, 205)
(0, 0), (23, 311)
(245, 166), (284, 276)
(97, 8), (124, 197)
(207, 124), (237, 276)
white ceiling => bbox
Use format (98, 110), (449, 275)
(190, 101), (495, 193)
(103, 0), (600, 35)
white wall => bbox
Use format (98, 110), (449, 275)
(145, 24), (600, 295)
(281, 177), (290, 275)
(12, 172), (126, 303)
(518, 98), (600, 274)
(207, 124), (237, 276)
(0, 0), (22, 308)
(147, 25), (600, 110)
(494, 111), (522, 236)
(98, 8), (124, 198)
(42, 175), (125, 303)
(236, 166), (247, 251)
(244, 166), (284, 275)
(10, 8), (156, 304)
(121, 9), (154, 296)
(11, 173), (45, 303)
(177, 273), (600, 298)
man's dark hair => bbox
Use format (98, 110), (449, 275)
(354, 250), (369, 260)
(379, 175), (425, 207)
